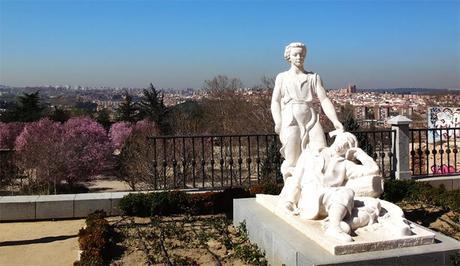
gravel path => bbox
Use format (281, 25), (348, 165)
(0, 219), (85, 266)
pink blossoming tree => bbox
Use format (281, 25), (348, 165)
(109, 122), (133, 152)
(15, 118), (64, 193)
(61, 117), (112, 186)
(0, 122), (25, 149)
(15, 117), (112, 193)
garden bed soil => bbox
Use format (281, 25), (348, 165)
(110, 215), (266, 266)
(109, 203), (459, 265)
(399, 202), (460, 241)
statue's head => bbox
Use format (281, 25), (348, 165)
(284, 42), (307, 67)
(331, 132), (358, 156)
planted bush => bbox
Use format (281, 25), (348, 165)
(150, 190), (188, 215)
(119, 191), (189, 217)
(383, 179), (460, 211)
(119, 187), (255, 217)
(75, 211), (116, 266)
(118, 193), (153, 217)
(249, 181), (282, 195)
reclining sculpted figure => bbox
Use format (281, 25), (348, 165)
(279, 132), (385, 242)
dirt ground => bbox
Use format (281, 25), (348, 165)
(0, 202), (457, 266)
(399, 202), (460, 241)
(111, 215), (265, 266)
(0, 219), (85, 266)
(84, 175), (131, 192)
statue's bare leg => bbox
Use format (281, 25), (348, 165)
(326, 204), (353, 242)
(280, 125), (301, 180)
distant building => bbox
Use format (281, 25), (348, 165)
(353, 105), (365, 120)
(398, 106), (413, 117)
(375, 106), (390, 121)
(338, 84), (357, 94)
(347, 85), (357, 93)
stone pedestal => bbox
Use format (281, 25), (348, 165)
(233, 197), (460, 265)
(388, 115), (412, 180)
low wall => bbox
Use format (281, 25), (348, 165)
(0, 192), (133, 221)
(416, 175), (460, 191)
(0, 189), (220, 222)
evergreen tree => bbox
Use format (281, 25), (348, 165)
(96, 109), (112, 130)
(138, 83), (170, 134)
(49, 106), (70, 123)
(0, 91), (45, 122)
(116, 92), (138, 122)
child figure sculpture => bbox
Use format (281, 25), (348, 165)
(279, 132), (384, 242)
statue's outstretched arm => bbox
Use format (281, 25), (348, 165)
(271, 74), (283, 134)
(315, 75), (343, 131)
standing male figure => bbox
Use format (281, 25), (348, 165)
(271, 42), (344, 182)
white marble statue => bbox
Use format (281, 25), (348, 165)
(259, 42), (435, 251)
(271, 42), (344, 181)
(281, 132), (384, 242)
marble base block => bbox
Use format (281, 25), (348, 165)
(233, 197), (460, 266)
(256, 194), (435, 255)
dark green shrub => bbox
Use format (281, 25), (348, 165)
(150, 190), (188, 215)
(75, 211), (116, 266)
(383, 179), (460, 212)
(249, 181), (282, 195)
(118, 193), (152, 217)
(187, 191), (218, 214)
(382, 179), (415, 202)
(120, 188), (254, 217)
(213, 187), (251, 214)
(119, 191), (189, 217)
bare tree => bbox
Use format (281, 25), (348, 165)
(204, 75), (243, 95)
(256, 76), (275, 91)
(200, 75), (274, 134)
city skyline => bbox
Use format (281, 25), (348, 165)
(1, 0), (459, 90)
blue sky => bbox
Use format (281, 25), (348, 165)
(0, 0), (459, 89)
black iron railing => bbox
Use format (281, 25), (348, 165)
(331, 129), (396, 179)
(0, 130), (399, 193)
(148, 130), (396, 190)
(410, 128), (460, 178)
(148, 134), (282, 190)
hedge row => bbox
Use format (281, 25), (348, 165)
(383, 180), (460, 212)
(119, 182), (282, 217)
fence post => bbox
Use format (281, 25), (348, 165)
(388, 115), (412, 180)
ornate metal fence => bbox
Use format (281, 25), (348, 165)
(148, 134), (282, 190)
(0, 130), (398, 193)
(329, 129), (396, 179)
(148, 130), (396, 190)
(410, 128), (460, 178)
